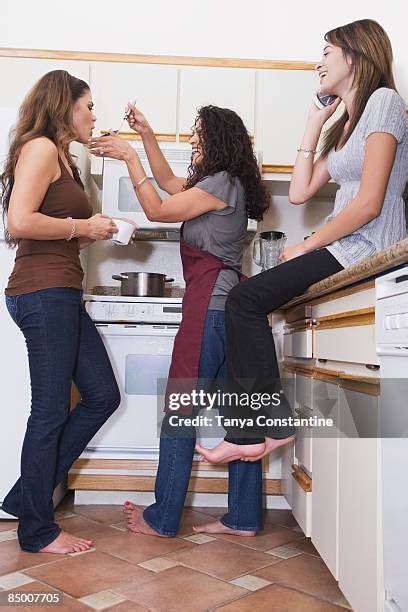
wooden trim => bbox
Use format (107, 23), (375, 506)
(68, 473), (282, 494)
(284, 320), (314, 332)
(262, 164), (293, 174)
(0, 48), (317, 70)
(101, 131), (180, 142)
(316, 307), (375, 330)
(281, 362), (298, 374)
(292, 365), (314, 378)
(307, 280), (375, 307)
(72, 456), (270, 474)
(316, 306), (374, 323)
(285, 304), (313, 324)
(291, 465), (312, 492)
(339, 376), (380, 396)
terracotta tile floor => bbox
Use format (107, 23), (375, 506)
(0, 495), (352, 611)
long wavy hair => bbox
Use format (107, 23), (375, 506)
(320, 19), (398, 157)
(184, 105), (269, 221)
(1, 70), (90, 246)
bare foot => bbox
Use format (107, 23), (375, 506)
(123, 502), (169, 537)
(241, 435), (296, 462)
(40, 531), (93, 554)
(193, 520), (256, 536)
(195, 441), (265, 464)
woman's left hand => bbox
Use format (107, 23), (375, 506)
(88, 132), (134, 161)
(279, 242), (307, 263)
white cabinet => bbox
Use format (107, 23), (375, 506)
(314, 324), (379, 366)
(338, 383), (384, 612)
(178, 67), (256, 135)
(280, 366), (296, 508)
(283, 328), (313, 359)
(0, 58), (90, 108)
(311, 377), (340, 579)
(260, 69), (317, 165)
(294, 373), (313, 475)
(89, 62), (178, 135)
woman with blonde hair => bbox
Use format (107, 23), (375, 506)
(197, 19), (408, 469)
(1, 70), (120, 553)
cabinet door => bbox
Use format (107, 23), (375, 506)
(90, 62), (178, 135)
(294, 374), (313, 475)
(179, 67), (255, 135)
(280, 370), (296, 507)
(338, 386), (383, 612)
(0, 58), (90, 108)
(260, 69), (316, 165)
(311, 379), (339, 579)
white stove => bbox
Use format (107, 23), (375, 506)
(77, 293), (182, 461)
(84, 293), (183, 324)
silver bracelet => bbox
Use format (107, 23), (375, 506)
(297, 147), (317, 159)
(66, 217), (76, 241)
(133, 175), (148, 190)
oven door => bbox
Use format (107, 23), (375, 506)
(86, 323), (178, 457)
(102, 157), (188, 230)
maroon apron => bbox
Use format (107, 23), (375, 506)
(164, 237), (244, 414)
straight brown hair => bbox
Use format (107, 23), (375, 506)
(320, 19), (397, 158)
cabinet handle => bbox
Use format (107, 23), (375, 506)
(291, 466), (312, 492)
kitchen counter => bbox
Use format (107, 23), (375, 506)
(281, 237), (408, 310)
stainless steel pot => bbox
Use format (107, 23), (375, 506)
(112, 272), (175, 297)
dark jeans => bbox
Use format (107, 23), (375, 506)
(143, 309), (263, 535)
(224, 248), (344, 444)
(3, 288), (120, 552)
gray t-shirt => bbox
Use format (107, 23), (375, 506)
(326, 87), (408, 268)
(182, 171), (248, 309)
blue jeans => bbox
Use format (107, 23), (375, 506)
(3, 288), (120, 552)
(143, 309), (263, 536)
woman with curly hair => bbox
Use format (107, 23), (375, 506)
(89, 104), (269, 537)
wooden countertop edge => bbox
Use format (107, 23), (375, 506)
(280, 239), (408, 310)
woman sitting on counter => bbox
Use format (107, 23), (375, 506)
(195, 18), (408, 463)
(89, 105), (269, 537)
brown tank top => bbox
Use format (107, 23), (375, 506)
(5, 157), (93, 296)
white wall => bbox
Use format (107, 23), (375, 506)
(1, 1), (407, 94)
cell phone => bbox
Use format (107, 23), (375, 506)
(313, 92), (338, 110)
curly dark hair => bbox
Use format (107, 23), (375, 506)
(183, 105), (269, 221)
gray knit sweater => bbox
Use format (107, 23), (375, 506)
(325, 87), (407, 268)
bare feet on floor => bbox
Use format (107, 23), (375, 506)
(195, 435), (295, 464)
(193, 520), (256, 536)
(123, 501), (169, 537)
(40, 531), (93, 554)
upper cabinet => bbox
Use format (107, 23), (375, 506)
(0, 58), (90, 108)
(260, 69), (317, 166)
(178, 67), (256, 136)
(1, 54), (336, 174)
(89, 62), (178, 135)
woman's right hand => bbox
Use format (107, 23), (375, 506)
(307, 96), (342, 125)
(125, 103), (152, 136)
(85, 214), (118, 240)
